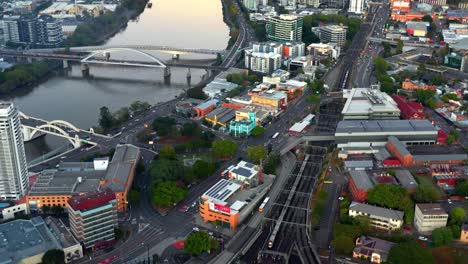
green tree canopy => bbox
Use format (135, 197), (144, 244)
(151, 181), (188, 207)
(184, 231), (212, 256)
(42, 249), (65, 264)
(414, 89), (436, 106)
(332, 235), (355, 255)
(159, 145), (176, 160)
(432, 227), (454, 247)
(212, 140), (238, 159)
(189, 160), (217, 180)
(251, 126), (266, 137)
(374, 57), (390, 75)
(367, 184), (414, 223)
(246, 145), (268, 165)
(413, 184), (439, 203)
(98, 106), (115, 132)
(181, 122), (202, 137)
(130, 100), (150, 114)
(449, 207), (466, 226)
(455, 180), (468, 196)
(152, 117), (176, 137)
(263, 154), (280, 174)
(149, 159), (185, 183)
(387, 241), (434, 264)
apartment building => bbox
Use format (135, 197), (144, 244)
(266, 15), (303, 42)
(414, 203), (448, 234)
(349, 202), (404, 231)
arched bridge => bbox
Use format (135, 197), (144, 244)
(20, 112), (110, 148)
(32, 45), (227, 55)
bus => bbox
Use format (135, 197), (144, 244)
(272, 132), (279, 139)
(259, 197), (270, 212)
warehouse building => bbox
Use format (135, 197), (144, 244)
(341, 88), (400, 120)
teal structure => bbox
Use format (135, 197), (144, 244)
(229, 112), (257, 137)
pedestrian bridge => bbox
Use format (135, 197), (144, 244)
(279, 134), (335, 156)
(19, 112), (110, 148)
(32, 45), (227, 55)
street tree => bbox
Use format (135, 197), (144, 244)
(449, 207), (466, 226)
(190, 160), (217, 180)
(151, 181), (188, 207)
(212, 140), (238, 159)
(184, 231), (212, 256)
(149, 159), (185, 182)
(51, 205), (64, 216)
(42, 249), (65, 264)
(246, 145), (268, 165)
(387, 241), (434, 264)
(99, 106), (115, 131)
(432, 227), (454, 247)
(151, 117), (176, 137)
(251, 126), (266, 137)
(332, 235), (354, 255)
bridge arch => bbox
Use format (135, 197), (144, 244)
(29, 124), (81, 148)
(81, 48), (166, 68)
(19, 112), (29, 119)
(47, 120), (80, 132)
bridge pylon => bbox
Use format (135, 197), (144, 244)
(164, 67), (171, 84)
(81, 63), (90, 77)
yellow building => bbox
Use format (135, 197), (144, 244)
(251, 90), (288, 110)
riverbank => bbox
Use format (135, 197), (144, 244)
(0, 61), (62, 96)
(221, 0), (240, 50)
(65, 0), (149, 46)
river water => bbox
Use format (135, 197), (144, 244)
(0, 0), (230, 161)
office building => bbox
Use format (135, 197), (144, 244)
(316, 25), (347, 47)
(27, 144), (140, 212)
(0, 102), (28, 200)
(243, 0), (258, 11)
(414, 203), (448, 234)
(406, 21), (429, 37)
(1, 15), (63, 47)
(307, 42), (341, 59)
(68, 189), (118, 248)
(0, 217), (82, 264)
(298, 0), (321, 7)
(348, 0), (366, 14)
(282, 42), (306, 59)
(349, 202), (404, 231)
(341, 88), (401, 120)
(244, 50), (282, 74)
(353, 236), (395, 263)
(266, 15), (303, 42)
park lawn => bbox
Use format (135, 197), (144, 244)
(177, 152), (213, 164)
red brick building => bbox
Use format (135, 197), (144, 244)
(349, 171), (374, 202)
(391, 95), (425, 119)
(194, 99), (218, 117)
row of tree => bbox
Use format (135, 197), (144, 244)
(98, 101), (151, 133)
(0, 62), (50, 94)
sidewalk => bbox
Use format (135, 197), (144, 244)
(132, 236), (184, 262)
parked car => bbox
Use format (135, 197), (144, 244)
(418, 236), (428, 241)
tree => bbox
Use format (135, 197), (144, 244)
(332, 235), (354, 255)
(151, 181), (188, 207)
(367, 184), (414, 223)
(396, 40), (404, 54)
(149, 158), (185, 182)
(181, 122), (201, 137)
(388, 241), (434, 264)
(455, 180), (468, 196)
(414, 89), (436, 106)
(449, 207), (466, 226)
(212, 140), (238, 159)
(99, 106), (115, 131)
(42, 249), (65, 264)
(263, 154), (280, 174)
(130, 101), (151, 114)
(413, 185), (438, 203)
(114, 107), (130, 123)
(42, 205), (50, 214)
(417, 63), (426, 77)
(151, 117), (176, 137)
(128, 189), (140, 203)
(190, 160), (217, 180)
(251, 126), (266, 137)
(246, 145), (268, 165)
(374, 57), (390, 75)
(184, 231), (212, 255)
(186, 87), (207, 100)
(432, 227), (454, 247)
(51, 205), (64, 216)
(159, 145), (176, 160)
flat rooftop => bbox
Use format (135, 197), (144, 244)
(416, 203), (447, 216)
(202, 179), (241, 205)
(335, 119), (437, 134)
(206, 107), (236, 124)
(341, 88), (400, 117)
(44, 216), (79, 248)
(394, 169), (418, 190)
(0, 217), (61, 264)
(350, 202), (404, 221)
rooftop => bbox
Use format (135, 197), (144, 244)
(195, 99), (219, 110)
(202, 179), (241, 205)
(345, 160), (374, 169)
(349, 170), (374, 190)
(254, 90), (287, 100)
(388, 136), (411, 157)
(394, 169), (418, 190)
(68, 188), (116, 212)
(228, 160), (259, 180)
(416, 203), (447, 216)
(335, 119), (437, 134)
(350, 202), (404, 221)
(44, 216), (80, 248)
(341, 88), (400, 117)
(354, 236), (396, 262)
(0, 217), (61, 264)
(205, 107), (236, 125)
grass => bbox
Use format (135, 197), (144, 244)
(416, 176), (445, 199)
(178, 152), (213, 163)
(311, 189), (329, 227)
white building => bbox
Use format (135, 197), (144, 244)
(226, 160), (260, 186)
(266, 15), (303, 42)
(243, 0), (258, 11)
(307, 42), (341, 59)
(0, 102), (28, 200)
(349, 202), (404, 231)
(348, 0), (366, 14)
(0, 202), (29, 221)
(244, 50), (282, 74)
(315, 25), (347, 47)
(341, 88), (401, 120)
(414, 203), (448, 234)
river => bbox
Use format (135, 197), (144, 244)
(1, 0), (230, 162)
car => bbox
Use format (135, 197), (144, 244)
(191, 201), (197, 207)
(448, 199), (452, 204)
(418, 236), (428, 241)
(208, 232), (214, 236)
(192, 227), (200, 232)
(338, 196), (344, 201)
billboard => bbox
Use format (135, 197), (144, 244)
(209, 203), (231, 214)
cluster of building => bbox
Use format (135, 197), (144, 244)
(0, 102), (140, 262)
(199, 160), (272, 229)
